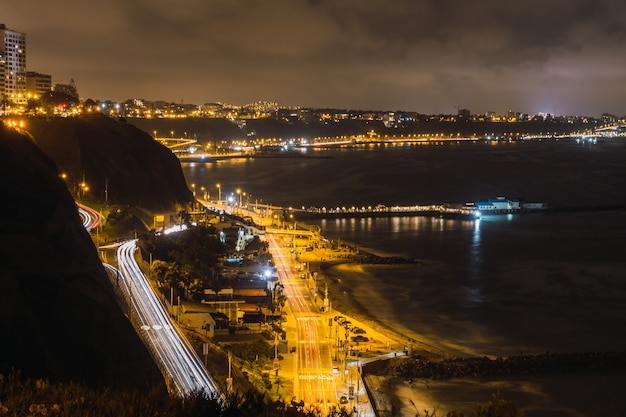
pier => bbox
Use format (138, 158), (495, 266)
(203, 200), (481, 222)
(290, 204), (480, 220)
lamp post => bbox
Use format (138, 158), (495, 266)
(217, 183), (221, 205)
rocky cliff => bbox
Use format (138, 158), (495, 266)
(25, 114), (193, 213)
(0, 121), (165, 393)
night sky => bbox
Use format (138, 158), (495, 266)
(3, 0), (626, 116)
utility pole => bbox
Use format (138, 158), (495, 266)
(227, 351), (233, 392)
(273, 332), (280, 377)
(104, 178), (109, 205)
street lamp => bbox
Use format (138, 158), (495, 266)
(216, 183), (221, 205)
(191, 183), (196, 197)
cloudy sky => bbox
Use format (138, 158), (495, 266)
(4, 0), (626, 115)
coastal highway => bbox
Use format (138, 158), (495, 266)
(266, 233), (337, 412)
(78, 204), (220, 395)
(77, 202), (102, 232)
(78, 203), (220, 397)
(205, 199), (340, 410)
(115, 239), (221, 397)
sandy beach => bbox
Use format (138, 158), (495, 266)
(291, 235), (626, 417)
(296, 238), (449, 360)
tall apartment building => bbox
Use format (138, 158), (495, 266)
(0, 23), (27, 106)
(27, 71), (52, 97)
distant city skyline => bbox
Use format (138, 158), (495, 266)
(2, 0), (626, 117)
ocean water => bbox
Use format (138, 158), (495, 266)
(182, 140), (626, 415)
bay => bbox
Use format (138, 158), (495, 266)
(182, 140), (626, 415)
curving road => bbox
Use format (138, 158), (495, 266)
(78, 202), (220, 397)
(84, 199), (337, 404)
(77, 202), (102, 232)
(115, 239), (221, 396)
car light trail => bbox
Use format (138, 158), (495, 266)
(77, 203), (102, 231)
(115, 239), (221, 397)
(266, 233), (337, 412)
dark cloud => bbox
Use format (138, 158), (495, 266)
(3, 0), (626, 115)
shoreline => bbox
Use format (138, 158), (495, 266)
(295, 241), (626, 416)
(296, 240), (451, 360)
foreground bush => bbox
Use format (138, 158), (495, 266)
(0, 371), (353, 417)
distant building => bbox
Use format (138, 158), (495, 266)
(26, 71), (51, 97)
(53, 78), (78, 100)
(0, 23), (27, 106)
(383, 112), (398, 128)
(457, 108), (471, 120)
(474, 196), (521, 212)
(277, 108), (313, 123)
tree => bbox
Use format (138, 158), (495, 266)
(178, 210), (191, 227)
(270, 282), (286, 313)
(83, 98), (98, 112)
(150, 260), (180, 290)
(40, 90), (78, 113)
(138, 225), (225, 302)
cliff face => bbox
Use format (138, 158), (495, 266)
(25, 114), (193, 213)
(0, 122), (165, 393)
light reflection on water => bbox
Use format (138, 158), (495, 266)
(466, 218), (483, 305)
(183, 143), (626, 355)
(307, 211), (626, 356)
(182, 143), (626, 414)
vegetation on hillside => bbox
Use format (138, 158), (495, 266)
(137, 224), (226, 302)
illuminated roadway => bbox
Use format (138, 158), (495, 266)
(78, 202), (221, 397)
(267, 233), (337, 411)
(80, 199), (337, 404)
(77, 203), (102, 232)
(222, 200), (339, 411)
(115, 239), (221, 396)
(78, 201), (221, 397)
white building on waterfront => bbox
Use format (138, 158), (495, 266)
(474, 196), (521, 212)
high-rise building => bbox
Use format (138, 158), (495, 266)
(0, 23), (27, 107)
(26, 71), (51, 98)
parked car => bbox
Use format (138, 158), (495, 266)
(351, 335), (369, 343)
(339, 396), (348, 404)
(351, 327), (366, 334)
(341, 321), (352, 328)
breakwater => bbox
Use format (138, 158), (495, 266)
(378, 351), (626, 381)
